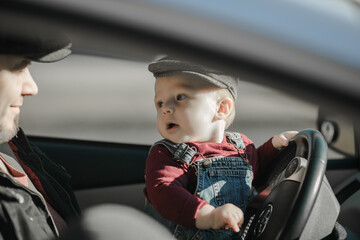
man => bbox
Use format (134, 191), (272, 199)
(0, 29), (80, 239)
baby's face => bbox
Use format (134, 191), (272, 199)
(154, 75), (221, 143)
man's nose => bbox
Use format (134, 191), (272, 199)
(21, 68), (38, 96)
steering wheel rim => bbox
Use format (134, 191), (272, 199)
(242, 129), (328, 240)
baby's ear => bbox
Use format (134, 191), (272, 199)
(216, 97), (233, 120)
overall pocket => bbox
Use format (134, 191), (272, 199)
(208, 169), (252, 210)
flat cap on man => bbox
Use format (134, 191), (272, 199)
(0, 24), (71, 63)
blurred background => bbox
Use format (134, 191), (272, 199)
(22, 54), (318, 146)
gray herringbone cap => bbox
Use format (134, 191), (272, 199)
(148, 56), (238, 100)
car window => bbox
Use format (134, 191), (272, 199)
(23, 54), (159, 144)
(23, 54), (318, 147)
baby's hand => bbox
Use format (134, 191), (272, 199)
(272, 131), (298, 150)
(196, 204), (244, 232)
(212, 204), (244, 232)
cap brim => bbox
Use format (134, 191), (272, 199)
(0, 22), (72, 63)
(27, 43), (72, 63)
(181, 71), (228, 88)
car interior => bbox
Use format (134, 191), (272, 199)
(1, 0), (360, 239)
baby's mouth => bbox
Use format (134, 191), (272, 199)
(167, 123), (178, 130)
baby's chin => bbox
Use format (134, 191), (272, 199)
(160, 128), (209, 143)
(165, 136), (185, 144)
(161, 134), (191, 144)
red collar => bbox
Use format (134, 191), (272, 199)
(0, 154), (28, 187)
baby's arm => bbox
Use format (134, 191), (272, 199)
(195, 203), (244, 232)
(145, 145), (209, 228)
(272, 131), (298, 150)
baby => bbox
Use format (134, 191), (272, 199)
(144, 56), (297, 239)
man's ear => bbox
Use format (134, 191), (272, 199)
(216, 97), (233, 120)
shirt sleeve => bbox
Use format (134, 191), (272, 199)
(241, 135), (279, 188)
(144, 145), (209, 229)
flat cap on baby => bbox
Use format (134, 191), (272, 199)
(148, 56), (238, 100)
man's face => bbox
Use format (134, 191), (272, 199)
(0, 55), (38, 143)
(155, 75), (220, 143)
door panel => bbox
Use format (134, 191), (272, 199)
(29, 136), (149, 211)
(75, 183), (146, 211)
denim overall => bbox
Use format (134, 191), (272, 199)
(145, 132), (253, 240)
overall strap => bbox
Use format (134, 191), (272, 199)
(225, 131), (245, 151)
(152, 139), (196, 165)
(225, 131), (250, 165)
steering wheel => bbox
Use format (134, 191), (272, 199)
(241, 129), (328, 240)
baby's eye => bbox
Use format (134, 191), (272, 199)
(176, 94), (187, 101)
(156, 101), (163, 108)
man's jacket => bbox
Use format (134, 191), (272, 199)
(0, 128), (80, 240)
